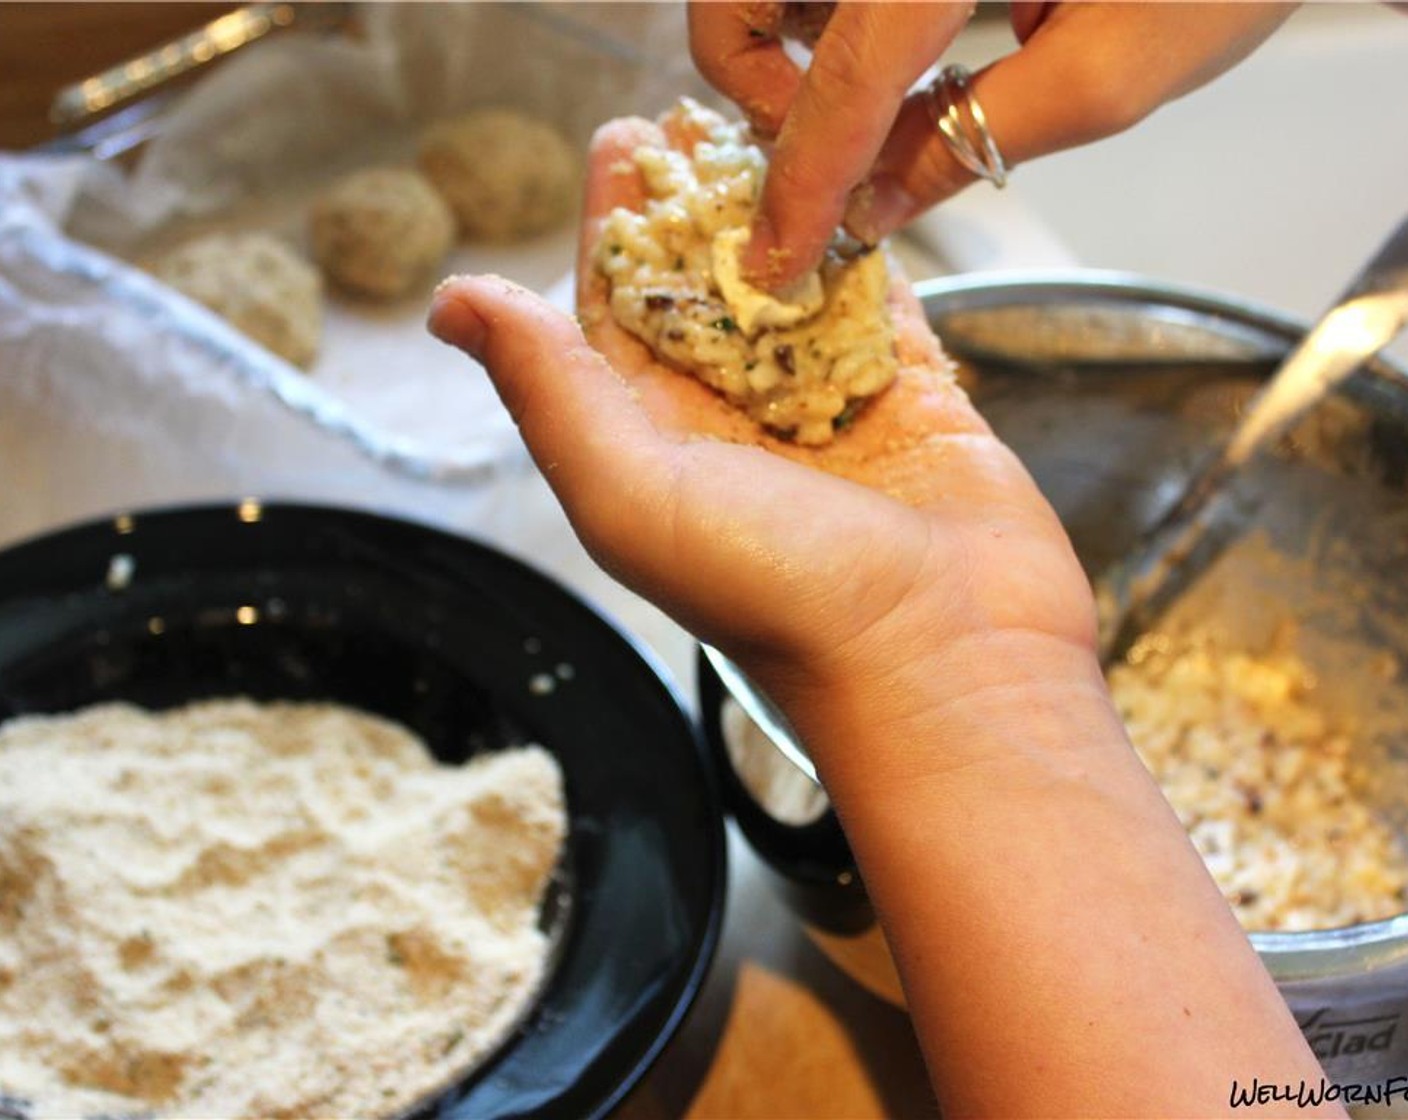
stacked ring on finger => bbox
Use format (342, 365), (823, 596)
(926, 63), (1008, 189)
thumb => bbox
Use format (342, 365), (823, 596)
(427, 274), (671, 562)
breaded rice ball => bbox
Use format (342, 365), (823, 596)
(151, 232), (322, 369)
(309, 167), (455, 299)
(418, 109), (577, 242)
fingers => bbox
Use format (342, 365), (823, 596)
(845, 3), (1296, 242)
(687, 1), (801, 137)
(745, 2), (972, 288)
(841, 54), (1084, 243)
(578, 116), (661, 281)
(427, 275), (669, 536)
(581, 117), (661, 226)
(841, 88), (971, 245)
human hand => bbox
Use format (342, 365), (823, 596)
(428, 119), (1337, 1113)
(690, 1), (1296, 287)
(429, 114), (1097, 757)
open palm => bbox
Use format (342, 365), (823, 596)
(429, 115), (1095, 709)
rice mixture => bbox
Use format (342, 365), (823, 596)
(596, 99), (898, 446)
(0, 700), (565, 1120)
(1110, 630), (1407, 931)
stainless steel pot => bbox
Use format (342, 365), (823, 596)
(698, 271), (1408, 1089)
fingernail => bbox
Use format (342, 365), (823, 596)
(844, 175), (917, 244)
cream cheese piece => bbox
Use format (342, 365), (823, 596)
(711, 227), (825, 339)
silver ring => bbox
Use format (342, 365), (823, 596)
(927, 63), (1008, 189)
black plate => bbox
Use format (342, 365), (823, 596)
(0, 502), (726, 1120)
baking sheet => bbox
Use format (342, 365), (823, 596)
(126, 148), (583, 460)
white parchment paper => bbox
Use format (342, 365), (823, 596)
(0, 4), (706, 500)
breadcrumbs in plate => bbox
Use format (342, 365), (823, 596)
(0, 699), (566, 1119)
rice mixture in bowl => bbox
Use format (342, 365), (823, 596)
(1110, 626), (1408, 932)
(595, 99), (898, 446)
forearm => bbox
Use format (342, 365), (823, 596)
(761, 629), (1340, 1118)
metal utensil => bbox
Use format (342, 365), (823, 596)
(42, 3), (354, 160)
(701, 642), (816, 782)
(1096, 216), (1408, 663)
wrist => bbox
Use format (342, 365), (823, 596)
(744, 623), (1123, 795)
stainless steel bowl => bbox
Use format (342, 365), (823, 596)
(699, 271), (1408, 1086)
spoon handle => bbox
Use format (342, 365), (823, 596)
(1097, 214), (1408, 663)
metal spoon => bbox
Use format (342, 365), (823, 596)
(1096, 214), (1408, 663)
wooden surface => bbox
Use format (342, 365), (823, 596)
(1, 6), (937, 1116)
(616, 831), (937, 1119)
(0, 4), (241, 149)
